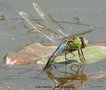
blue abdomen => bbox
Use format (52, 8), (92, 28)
(54, 43), (68, 56)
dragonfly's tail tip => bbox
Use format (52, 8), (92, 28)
(43, 65), (49, 71)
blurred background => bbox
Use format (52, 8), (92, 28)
(0, 0), (106, 90)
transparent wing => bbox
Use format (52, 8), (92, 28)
(59, 29), (94, 41)
(33, 2), (67, 37)
(19, 11), (63, 42)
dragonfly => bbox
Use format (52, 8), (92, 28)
(19, 2), (94, 71)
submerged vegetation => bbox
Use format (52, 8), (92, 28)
(4, 43), (106, 65)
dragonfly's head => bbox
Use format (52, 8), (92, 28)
(80, 37), (88, 48)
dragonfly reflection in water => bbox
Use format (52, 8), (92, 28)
(19, 2), (94, 72)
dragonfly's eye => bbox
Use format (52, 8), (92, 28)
(80, 37), (88, 48)
(83, 39), (88, 48)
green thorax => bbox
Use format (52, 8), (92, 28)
(66, 37), (82, 51)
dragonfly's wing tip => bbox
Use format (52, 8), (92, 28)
(19, 11), (29, 18)
(32, 2), (35, 6)
(19, 11), (24, 15)
(89, 29), (95, 33)
(33, 2), (38, 7)
(19, 12), (22, 15)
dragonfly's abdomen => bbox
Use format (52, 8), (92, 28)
(54, 43), (69, 56)
(43, 43), (68, 71)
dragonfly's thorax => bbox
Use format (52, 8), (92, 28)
(66, 37), (84, 51)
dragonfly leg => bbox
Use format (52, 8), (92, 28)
(65, 53), (67, 77)
(64, 52), (69, 60)
(80, 48), (86, 73)
(65, 51), (75, 60)
(78, 48), (85, 62)
(80, 48), (85, 61)
(70, 52), (75, 58)
(78, 48), (85, 73)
